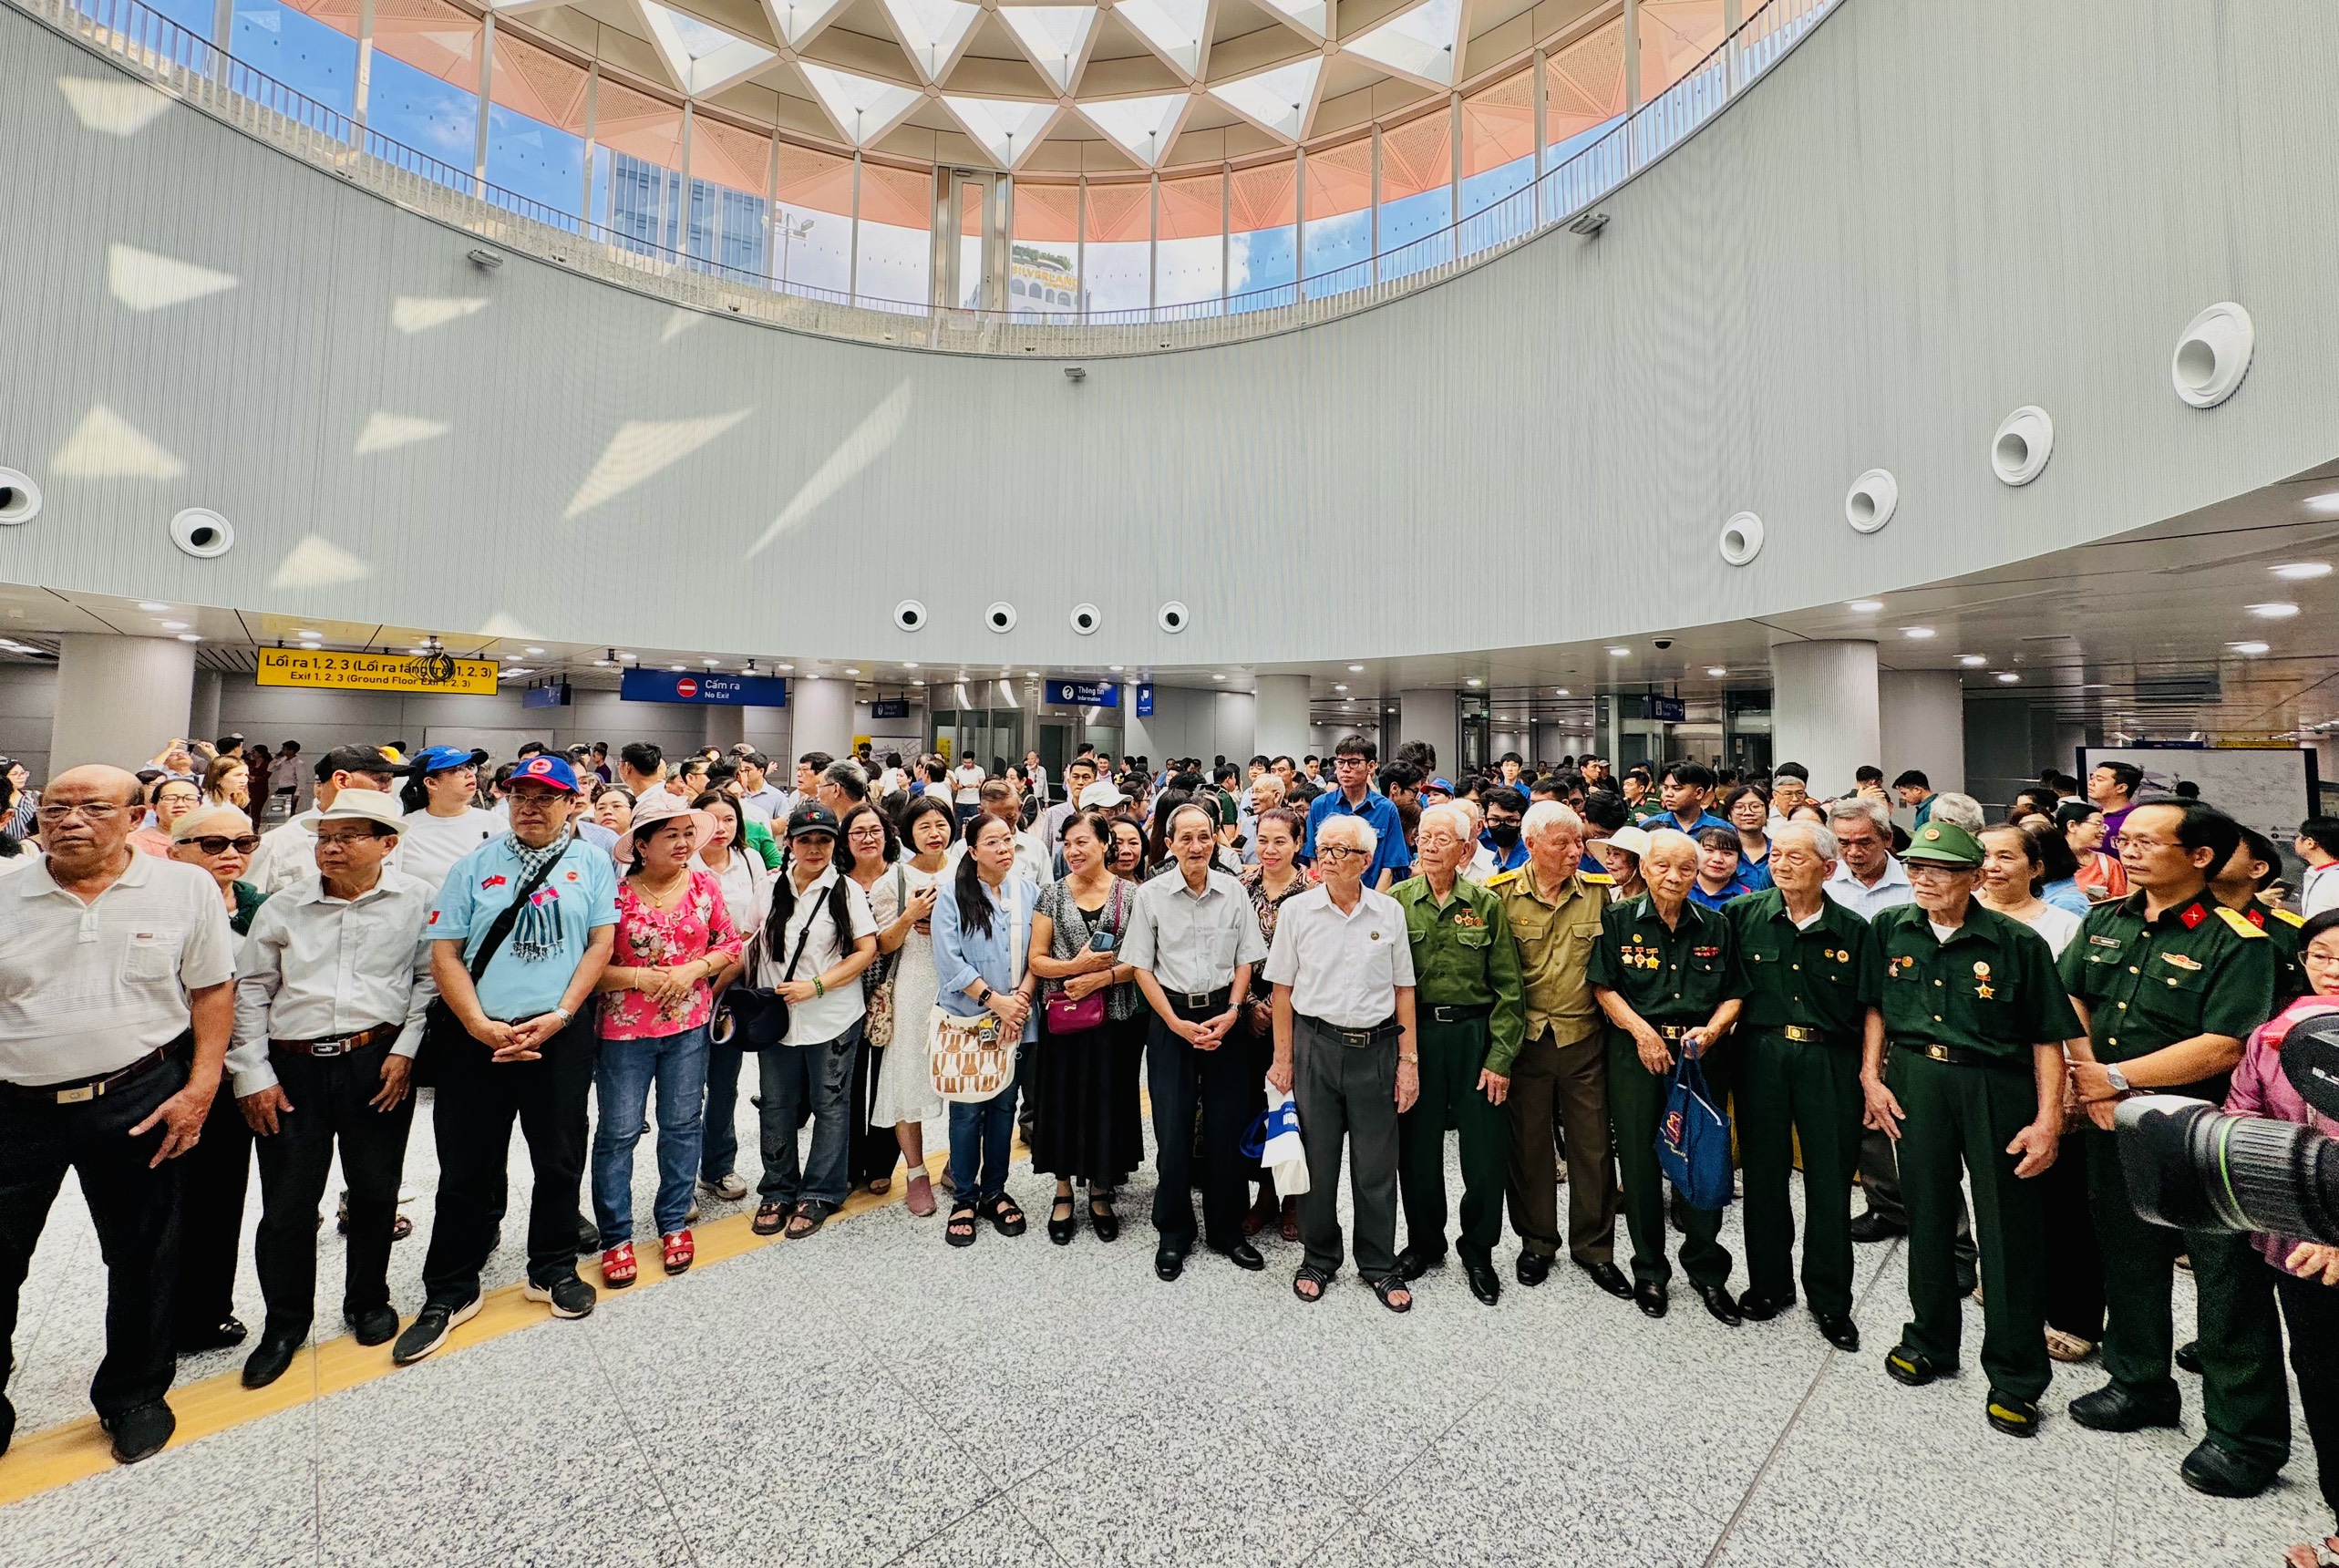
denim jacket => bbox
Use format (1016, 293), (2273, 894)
(932, 872), (1039, 1043)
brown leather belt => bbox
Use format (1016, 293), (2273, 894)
(271, 1023), (397, 1057)
(4, 1042), (178, 1105)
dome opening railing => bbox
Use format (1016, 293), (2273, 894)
(13, 0), (1832, 356)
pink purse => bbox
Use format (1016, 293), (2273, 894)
(1043, 882), (1121, 1036)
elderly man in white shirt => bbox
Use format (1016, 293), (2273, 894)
(1264, 813), (1421, 1313)
(0, 764), (235, 1465)
(230, 790), (438, 1390)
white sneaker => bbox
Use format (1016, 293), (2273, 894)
(697, 1173), (749, 1202)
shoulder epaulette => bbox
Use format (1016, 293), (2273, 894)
(2216, 906), (2269, 939)
(2276, 908), (2306, 928)
(1579, 870), (1614, 885)
(1486, 869), (1522, 889)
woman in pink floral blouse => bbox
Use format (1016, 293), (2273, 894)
(589, 796), (744, 1284)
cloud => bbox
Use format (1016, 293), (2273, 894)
(50, 405), (186, 479)
(391, 296), (489, 334)
(746, 382), (912, 557)
(562, 409), (752, 520)
(269, 534), (373, 588)
(353, 410), (452, 455)
(107, 243), (238, 313)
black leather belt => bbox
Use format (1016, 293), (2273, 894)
(272, 1022), (397, 1057)
(1654, 1023), (1689, 1042)
(1426, 1003), (1492, 1024)
(1301, 1014), (1399, 1047)
(4, 1042), (179, 1105)
(1781, 1025), (1842, 1045)
(1170, 987), (1233, 1014)
(1898, 1041), (2024, 1071)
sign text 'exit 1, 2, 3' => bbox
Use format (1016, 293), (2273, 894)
(1045, 680), (1119, 708)
(620, 669), (790, 707)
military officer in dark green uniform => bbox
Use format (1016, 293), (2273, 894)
(1862, 820), (2077, 1439)
(1589, 828), (1746, 1325)
(2214, 825), (2309, 1007)
(2059, 800), (2288, 1496)
(1724, 819), (1880, 1352)
(1393, 804), (1526, 1306)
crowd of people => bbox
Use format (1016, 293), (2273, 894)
(0, 728), (2334, 1564)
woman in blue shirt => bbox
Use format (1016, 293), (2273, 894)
(931, 812), (1040, 1247)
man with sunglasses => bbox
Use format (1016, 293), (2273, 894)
(0, 765), (236, 1464)
(230, 790), (437, 1388)
(1299, 734), (1410, 892)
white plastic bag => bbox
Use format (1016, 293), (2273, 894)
(1258, 1078), (1309, 1198)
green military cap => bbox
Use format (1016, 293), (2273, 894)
(1901, 820), (1984, 867)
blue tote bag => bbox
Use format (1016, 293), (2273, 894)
(1657, 1048), (1733, 1212)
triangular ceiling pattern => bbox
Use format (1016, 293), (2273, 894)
(1074, 90), (1192, 167)
(1343, 0), (1466, 88)
(796, 61), (925, 144)
(998, 5), (1098, 93)
(1206, 54), (1319, 141)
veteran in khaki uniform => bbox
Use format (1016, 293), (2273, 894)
(1392, 804), (1525, 1306)
(1491, 801), (1630, 1298)
(1863, 820), (2078, 1439)
(2058, 800), (2287, 1496)
(1723, 820), (1880, 1352)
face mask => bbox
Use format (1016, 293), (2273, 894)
(1488, 822), (1521, 850)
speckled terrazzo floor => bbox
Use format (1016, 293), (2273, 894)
(2, 1088), (2324, 1567)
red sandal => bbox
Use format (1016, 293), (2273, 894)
(601, 1243), (637, 1288)
(661, 1231), (695, 1275)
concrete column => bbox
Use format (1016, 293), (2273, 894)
(1768, 639), (1879, 799)
(1212, 690), (1256, 765)
(1880, 671), (1966, 797)
(701, 705), (747, 750)
(189, 669), (222, 747)
(789, 676), (854, 763)
(1255, 675), (1310, 761)
(50, 634), (196, 772)
(1397, 688), (1458, 778)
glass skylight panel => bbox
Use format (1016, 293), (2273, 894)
(1343, 0), (1463, 87)
(881, 0), (981, 80)
(758, 0), (850, 46)
(943, 94), (1058, 166)
(1207, 55), (1317, 140)
(1115, 0), (1209, 77)
(1076, 90), (1190, 166)
(797, 61), (924, 143)
(1246, 0), (1325, 40)
(639, 1), (776, 95)
(999, 5), (1097, 91)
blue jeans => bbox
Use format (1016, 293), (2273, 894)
(949, 1085), (1016, 1208)
(700, 1041), (744, 1181)
(757, 1024), (860, 1210)
(591, 1025), (710, 1246)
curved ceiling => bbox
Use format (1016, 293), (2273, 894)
(433, 0), (1680, 172)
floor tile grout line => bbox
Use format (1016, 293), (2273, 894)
(579, 1312), (705, 1568)
(871, 1433), (1081, 1568)
(1298, 1375), (1503, 1564)
(1697, 1235), (1906, 1568)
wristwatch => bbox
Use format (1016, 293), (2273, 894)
(2104, 1064), (2131, 1094)
(1399, 1053), (1420, 1065)
(551, 1006), (573, 1024)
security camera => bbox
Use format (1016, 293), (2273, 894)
(1653, 638), (1674, 651)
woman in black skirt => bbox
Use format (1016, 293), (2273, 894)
(1027, 809), (1147, 1243)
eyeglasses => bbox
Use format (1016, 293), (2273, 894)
(183, 835), (262, 855)
(37, 802), (125, 823)
(315, 830), (387, 848)
(847, 827), (885, 841)
(1316, 845), (1367, 862)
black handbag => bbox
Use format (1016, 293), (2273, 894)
(713, 903), (818, 1052)
(413, 838), (575, 1085)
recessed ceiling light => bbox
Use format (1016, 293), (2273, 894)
(177, 633), (201, 643)
(1847, 600), (1885, 614)
(1606, 646), (1629, 656)
(1958, 655), (1987, 667)
(1212, 674), (1225, 681)
(776, 663), (793, 671)
(159, 620), (188, 630)
(1346, 664), (1365, 673)
(1706, 665), (1727, 677)
(704, 658), (721, 666)
(1108, 665), (1125, 673)
(2249, 602), (2301, 619)
(903, 661), (919, 668)
(844, 666), (861, 676)
(1901, 626), (1936, 640)
(592, 659), (612, 667)
(2230, 640), (2271, 655)
(1466, 677), (1482, 687)
(2304, 491), (2339, 516)
(671, 663), (687, 671)
(1555, 687), (1570, 696)
(2274, 562), (2333, 581)
(618, 652), (637, 661)
(1994, 671), (2021, 684)
(1025, 671), (1040, 677)
(294, 628), (321, 638)
(1333, 684), (1346, 692)
(138, 602), (170, 613)
(299, 641), (320, 650)
(504, 654), (522, 662)
(524, 645), (545, 655)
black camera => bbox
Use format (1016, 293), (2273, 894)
(2113, 1010), (2339, 1243)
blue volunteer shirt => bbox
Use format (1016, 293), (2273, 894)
(1301, 789), (1412, 886)
(429, 833), (618, 1020)
(1478, 833), (1530, 873)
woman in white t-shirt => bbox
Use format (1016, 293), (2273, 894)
(1976, 823), (2083, 957)
(395, 747), (498, 892)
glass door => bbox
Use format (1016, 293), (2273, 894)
(941, 170), (1007, 311)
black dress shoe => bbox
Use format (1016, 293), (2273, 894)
(1735, 1290), (1794, 1323)
(1396, 1245), (1445, 1282)
(241, 1327), (305, 1389)
(1693, 1282), (1743, 1327)
(2068, 1381), (2181, 1433)
(1849, 1211), (1906, 1243)
(1155, 1244), (1187, 1282)
(2174, 1338), (2203, 1375)
(1047, 1198), (1077, 1246)
(1576, 1259), (1633, 1300)
(576, 1216), (600, 1254)
(176, 1315), (248, 1354)
(1885, 1345), (1949, 1387)
(1986, 1391), (2041, 1439)
(345, 1305), (399, 1346)
(2180, 1439), (2278, 1499)
(1220, 1241), (1266, 1272)
(1814, 1312), (1860, 1352)
(101, 1400), (175, 1465)
(0, 1395), (15, 1459)
(1515, 1252), (1552, 1287)
(1463, 1257), (1501, 1306)
(1633, 1279), (1668, 1318)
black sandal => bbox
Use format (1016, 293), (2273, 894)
(945, 1205), (979, 1248)
(1370, 1275), (1414, 1314)
(784, 1202), (829, 1240)
(752, 1200), (787, 1236)
(1087, 1194), (1119, 1243)
(1047, 1194), (1077, 1246)
(984, 1195), (1027, 1237)
(1293, 1264), (1332, 1304)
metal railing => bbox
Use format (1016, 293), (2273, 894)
(16, 0), (1835, 356)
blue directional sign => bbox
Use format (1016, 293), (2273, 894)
(1045, 679), (1119, 708)
(1137, 684), (1154, 717)
(621, 669), (789, 707)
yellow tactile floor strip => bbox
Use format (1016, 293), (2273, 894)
(0, 1146), (974, 1507)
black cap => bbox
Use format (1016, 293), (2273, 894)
(786, 803), (842, 840)
(315, 744), (398, 783)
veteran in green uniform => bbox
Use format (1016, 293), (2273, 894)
(1392, 804), (1527, 1306)
(2059, 800), (2288, 1496)
(1863, 820), (2076, 1439)
(1589, 828), (1746, 1324)
(2214, 826), (2309, 1008)
(1724, 819), (1880, 1351)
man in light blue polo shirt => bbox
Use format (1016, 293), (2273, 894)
(395, 755), (616, 1366)
(1301, 734), (1410, 892)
